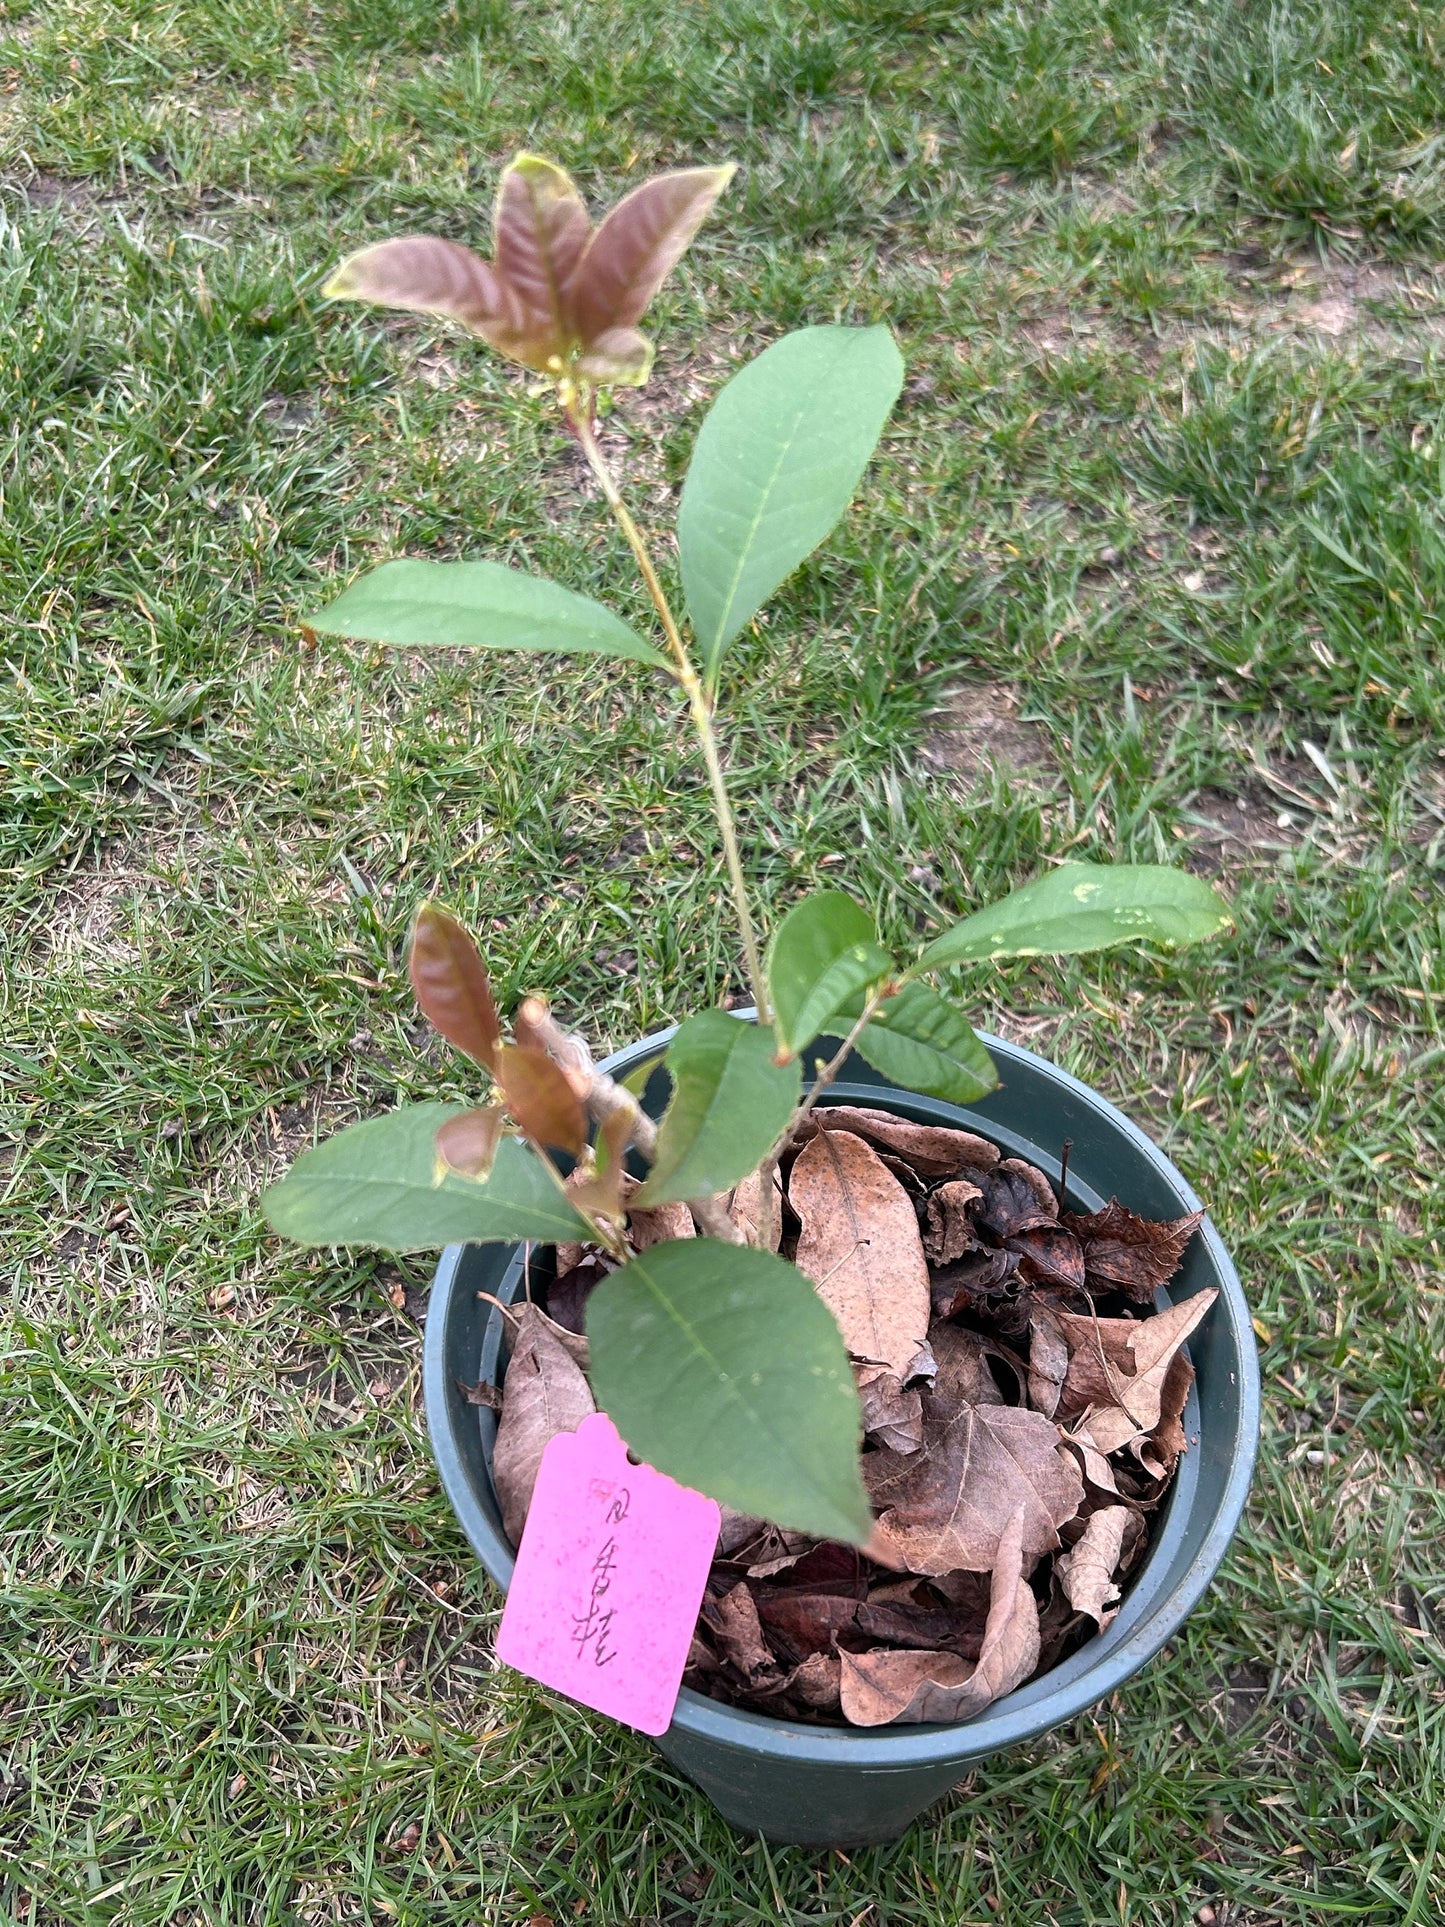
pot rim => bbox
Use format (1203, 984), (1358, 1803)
(425, 1026), (1259, 1767)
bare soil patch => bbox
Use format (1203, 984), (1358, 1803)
(1182, 786), (1297, 875)
(921, 682), (1053, 789)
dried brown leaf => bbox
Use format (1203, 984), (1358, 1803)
(492, 1305), (595, 1544)
(838, 1508), (1040, 1725)
(803, 1106), (1001, 1180)
(859, 1373), (923, 1453)
(852, 1595), (987, 1659)
(930, 1245), (1023, 1322)
(784, 1651), (841, 1712)
(1027, 1311), (1071, 1418)
(708, 1583), (780, 1685)
(728, 1166), (783, 1251)
(1063, 1199), (1204, 1303)
(1136, 1349), (1195, 1479)
(922, 1177), (983, 1264)
(1056, 1504), (1130, 1626)
(545, 1259), (606, 1336)
(976, 1159), (1059, 1240)
(791, 1130), (930, 1379)
(754, 1589), (860, 1665)
(1007, 1223), (1085, 1292)
(627, 1195), (695, 1251)
(865, 1362), (1083, 1575)
(1040, 1290), (1218, 1450)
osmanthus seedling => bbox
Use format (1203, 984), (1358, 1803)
(264, 154), (1234, 1545)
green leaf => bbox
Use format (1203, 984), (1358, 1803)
(677, 325), (905, 685)
(918, 862), (1235, 970)
(587, 1238), (871, 1542)
(262, 1104), (591, 1250)
(850, 981), (999, 1105)
(767, 890), (892, 1060)
(634, 1011), (800, 1206)
(307, 559), (670, 669)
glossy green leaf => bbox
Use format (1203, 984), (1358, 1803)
(677, 325), (905, 685)
(307, 559), (669, 669)
(587, 1238), (872, 1542)
(918, 862), (1235, 969)
(851, 981), (999, 1105)
(262, 1104), (590, 1250)
(767, 890), (892, 1060)
(634, 1011), (800, 1206)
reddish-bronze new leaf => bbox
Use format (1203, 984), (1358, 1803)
(494, 1043), (589, 1158)
(434, 1105), (505, 1179)
(324, 153), (734, 389)
(493, 154), (591, 365)
(570, 167), (737, 346)
(408, 903), (501, 1070)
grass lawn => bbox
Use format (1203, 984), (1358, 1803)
(4, 0), (1445, 1919)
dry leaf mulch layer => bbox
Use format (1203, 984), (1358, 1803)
(486, 1104), (1217, 1729)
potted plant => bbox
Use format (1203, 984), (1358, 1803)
(263, 156), (1259, 1846)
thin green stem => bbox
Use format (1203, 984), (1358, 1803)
(563, 387), (772, 1024)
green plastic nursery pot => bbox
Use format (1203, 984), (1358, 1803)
(424, 1027), (1259, 1848)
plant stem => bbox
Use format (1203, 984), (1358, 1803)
(563, 388), (771, 1024)
(785, 988), (893, 1140)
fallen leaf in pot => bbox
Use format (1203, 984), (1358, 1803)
(1006, 1222), (1085, 1292)
(1056, 1504), (1131, 1628)
(755, 1589), (862, 1665)
(1135, 1347), (1195, 1480)
(546, 1258), (606, 1335)
(923, 1177), (984, 1265)
(790, 1129), (930, 1383)
(859, 1373), (923, 1452)
(728, 1167), (783, 1250)
(801, 1106), (1001, 1180)
(625, 1192), (695, 1251)
(1063, 1198), (1203, 1303)
(852, 1595), (987, 1660)
(784, 1651), (841, 1713)
(976, 1158), (1059, 1240)
(456, 1378), (504, 1411)
(706, 1582), (786, 1687)
(930, 1245), (1023, 1322)
(930, 1322), (1007, 1406)
(1035, 1290), (1218, 1450)
(491, 1305), (596, 1545)
(839, 1507), (1040, 1725)
(1057, 1427), (1121, 1496)
(864, 1340), (1083, 1575)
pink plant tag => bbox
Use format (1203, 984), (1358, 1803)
(496, 1412), (721, 1736)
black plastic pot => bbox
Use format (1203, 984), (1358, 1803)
(424, 1028), (1259, 1847)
